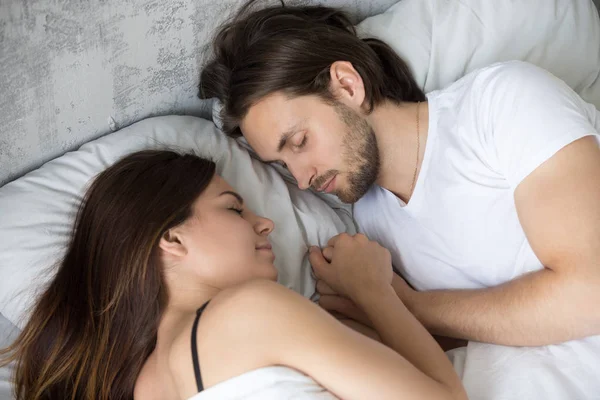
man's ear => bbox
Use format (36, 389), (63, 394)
(328, 61), (366, 110)
(159, 228), (188, 257)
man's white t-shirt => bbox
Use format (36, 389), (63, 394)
(354, 61), (600, 291)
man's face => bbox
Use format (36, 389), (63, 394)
(240, 92), (380, 203)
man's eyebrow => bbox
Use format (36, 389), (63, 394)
(219, 191), (244, 205)
(277, 120), (306, 152)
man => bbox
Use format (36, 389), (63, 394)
(199, 2), (600, 347)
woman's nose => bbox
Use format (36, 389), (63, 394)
(254, 215), (274, 236)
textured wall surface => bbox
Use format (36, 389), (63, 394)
(0, 0), (398, 186)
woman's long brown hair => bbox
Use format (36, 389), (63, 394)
(0, 150), (216, 400)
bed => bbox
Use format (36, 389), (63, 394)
(1, 0), (600, 399)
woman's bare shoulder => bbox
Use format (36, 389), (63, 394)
(166, 280), (310, 397)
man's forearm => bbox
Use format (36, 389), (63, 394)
(398, 268), (600, 346)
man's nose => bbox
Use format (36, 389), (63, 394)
(287, 163), (313, 190)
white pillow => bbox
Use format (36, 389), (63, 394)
(0, 115), (355, 328)
(356, 0), (600, 108)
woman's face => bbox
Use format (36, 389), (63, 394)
(162, 175), (277, 289)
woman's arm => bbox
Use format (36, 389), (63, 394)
(337, 316), (381, 342)
(183, 279), (466, 400)
(308, 233), (467, 400)
(319, 279), (468, 351)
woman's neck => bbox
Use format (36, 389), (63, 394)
(158, 283), (220, 343)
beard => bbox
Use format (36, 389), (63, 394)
(312, 102), (380, 204)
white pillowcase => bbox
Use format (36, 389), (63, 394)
(0, 116), (355, 328)
(356, 0), (600, 108)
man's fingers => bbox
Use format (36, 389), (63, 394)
(318, 295), (371, 326)
(327, 232), (349, 248)
(322, 246), (333, 262)
(309, 247), (329, 279)
(316, 279), (337, 295)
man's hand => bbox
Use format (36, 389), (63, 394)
(309, 233), (393, 303)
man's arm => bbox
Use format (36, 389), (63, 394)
(399, 136), (600, 346)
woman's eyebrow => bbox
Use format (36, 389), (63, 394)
(219, 191), (244, 205)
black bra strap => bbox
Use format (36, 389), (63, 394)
(191, 301), (211, 393)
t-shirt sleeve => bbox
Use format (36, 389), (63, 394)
(475, 61), (599, 187)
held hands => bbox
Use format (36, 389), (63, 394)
(309, 233), (393, 304)
(311, 236), (469, 350)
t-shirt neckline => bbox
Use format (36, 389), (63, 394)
(385, 92), (438, 212)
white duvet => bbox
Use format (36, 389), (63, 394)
(188, 367), (338, 400)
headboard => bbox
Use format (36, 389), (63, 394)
(0, 0), (398, 187)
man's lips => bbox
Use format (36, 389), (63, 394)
(317, 174), (337, 193)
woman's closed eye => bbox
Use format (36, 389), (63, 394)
(220, 191), (246, 216)
(229, 206), (243, 216)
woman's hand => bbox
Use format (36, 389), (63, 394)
(309, 233), (393, 304)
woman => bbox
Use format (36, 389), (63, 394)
(0, 150), (466, 400)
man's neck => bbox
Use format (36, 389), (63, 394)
(366, 100), (429, 203)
